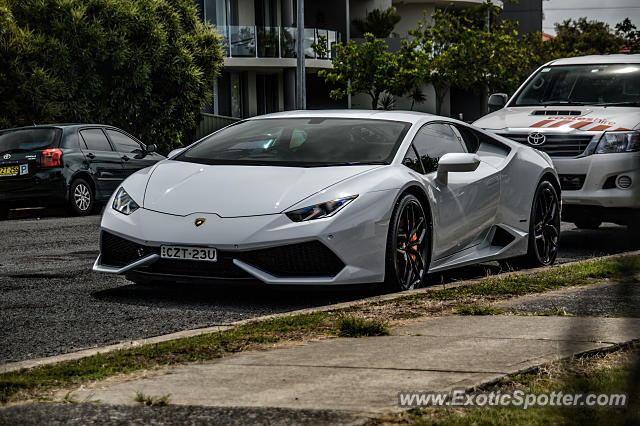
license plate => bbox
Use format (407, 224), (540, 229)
(0, 165), (19, 176)
(160, 245), (217, 262)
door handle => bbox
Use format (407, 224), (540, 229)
(122, 155), (130, 161)
(87, 153), (95, 159)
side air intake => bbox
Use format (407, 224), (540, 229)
(490, 226), (516, 247)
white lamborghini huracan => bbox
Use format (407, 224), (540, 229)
(93, 110), (561, 290)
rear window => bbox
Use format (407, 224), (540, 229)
(0, 128), (61, 154)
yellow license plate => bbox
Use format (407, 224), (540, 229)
(0, 166), (19, 176)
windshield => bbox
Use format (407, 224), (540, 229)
(0, 128), (62, 154)
(512, 64), (640, 107)
(177, 118), (411, 167)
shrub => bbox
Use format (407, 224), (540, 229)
(0, 0), (224, 153)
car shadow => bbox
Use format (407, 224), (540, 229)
(92, 263), (505, 315)
(5, 206), (103, 220)
(559, 222), (640, 261)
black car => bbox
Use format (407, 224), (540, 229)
(0, 124), (164, 218)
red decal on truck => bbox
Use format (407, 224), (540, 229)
(588, 124), (611, 131)
(547, 120), (575, 128)
(531, 119), (556, 127)
(570, 121), (591, 129)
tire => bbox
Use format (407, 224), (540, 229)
(511, 180), (561, 268)
(0, 205), (9, 220)
(574, 218), (602, 230)
(629, 220), (640, 236)
(384, 193), (431, 291)
(68, 178), (95, 216)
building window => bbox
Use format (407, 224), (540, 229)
(256, 74), (279, 115)
(215, 71), (246, 119)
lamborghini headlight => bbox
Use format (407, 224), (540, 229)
(286, 195), (358, 222)
(112, 187), (139, 215)
(595, 131), (640, 154)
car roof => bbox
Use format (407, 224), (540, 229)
(249, 109), (438, 125)
(547, 54), (640, 66)
(0, 124), (116, 132)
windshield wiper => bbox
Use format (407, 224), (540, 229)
(540, 101), (586, 106)
(591, 101), (640, 107)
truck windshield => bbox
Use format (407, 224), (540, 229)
(512, 64), (640, 107)
(0, 128), (62, 155)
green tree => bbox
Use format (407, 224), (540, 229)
(616, 18), (640, 53)
(409, 1), (538, 114)
(318, 33), (426, 110)
(352, 7), (402, 38)
(0, 0), (224, 153)
(552, 17), (625, 56)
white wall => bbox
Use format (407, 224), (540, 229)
(350, 0), (393, 22)
(393, 3), (435, 38)
(350, 82), (450, 117)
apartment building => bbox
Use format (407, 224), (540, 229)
(197, 0), (539, 122)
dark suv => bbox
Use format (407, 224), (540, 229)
(0, 124), (165, 218)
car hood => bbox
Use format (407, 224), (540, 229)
(474, 106), (640, 132)
(142, 160), (381, 217)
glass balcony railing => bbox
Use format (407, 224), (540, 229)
(217, 26), (341, 59)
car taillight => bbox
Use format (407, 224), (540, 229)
(41, 149), (62, 167)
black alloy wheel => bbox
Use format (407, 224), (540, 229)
(530, 181), (561, 266)
(385, 194), (430, 291)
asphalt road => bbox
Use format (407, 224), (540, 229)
(1, 207), (639, 364)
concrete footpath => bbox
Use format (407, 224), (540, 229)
(72, 315), (640, 414)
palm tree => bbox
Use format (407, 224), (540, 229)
(407, 87), (427, 111)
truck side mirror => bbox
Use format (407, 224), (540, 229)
(488, 93), (508, 111)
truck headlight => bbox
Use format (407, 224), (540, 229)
(595, 131), (640, 154)
(112, 188), (139, 215)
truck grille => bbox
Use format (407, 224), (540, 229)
(559, 174), (586, 191)
(497, 134), (595, 157)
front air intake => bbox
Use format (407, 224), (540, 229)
(532, 110), (582, 116)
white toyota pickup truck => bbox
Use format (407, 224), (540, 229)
(474, 54), (640, 232)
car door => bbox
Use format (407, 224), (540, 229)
(410, 122), (500, 260)
(79, 128), (124, 198)
(104, 129), (159, 178)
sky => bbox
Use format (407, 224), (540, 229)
(543, 0), (640, 35)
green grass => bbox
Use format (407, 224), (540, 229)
(1, 254), (638, 404)
(403, 255), (640, 304)
(337, 317), (390, 337)
(454, 304), (503, 316)
(134, 391), (170, 407)
(402, 361), (640, 425)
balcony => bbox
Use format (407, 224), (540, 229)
(216, 26), (341, 59)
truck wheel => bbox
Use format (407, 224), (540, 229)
(574, 218), (602, 230)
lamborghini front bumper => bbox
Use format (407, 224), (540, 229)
(93, 189), (397, 285)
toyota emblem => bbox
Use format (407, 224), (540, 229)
(2, 153), (10, 160)
(527, 132), (546, 146)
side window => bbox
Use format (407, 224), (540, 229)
(80, 129), (113, 152)
(412, 123), (465, 173)
(402, 144), (424, 173)
(453, 125), (480, 153)
(106, 130), (142, 153)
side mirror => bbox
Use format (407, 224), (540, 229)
(145, 144), (157, 154)
(436, 153), (481, 185)
(488, 93), (508, 111)
(167, 147), (186, 158)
